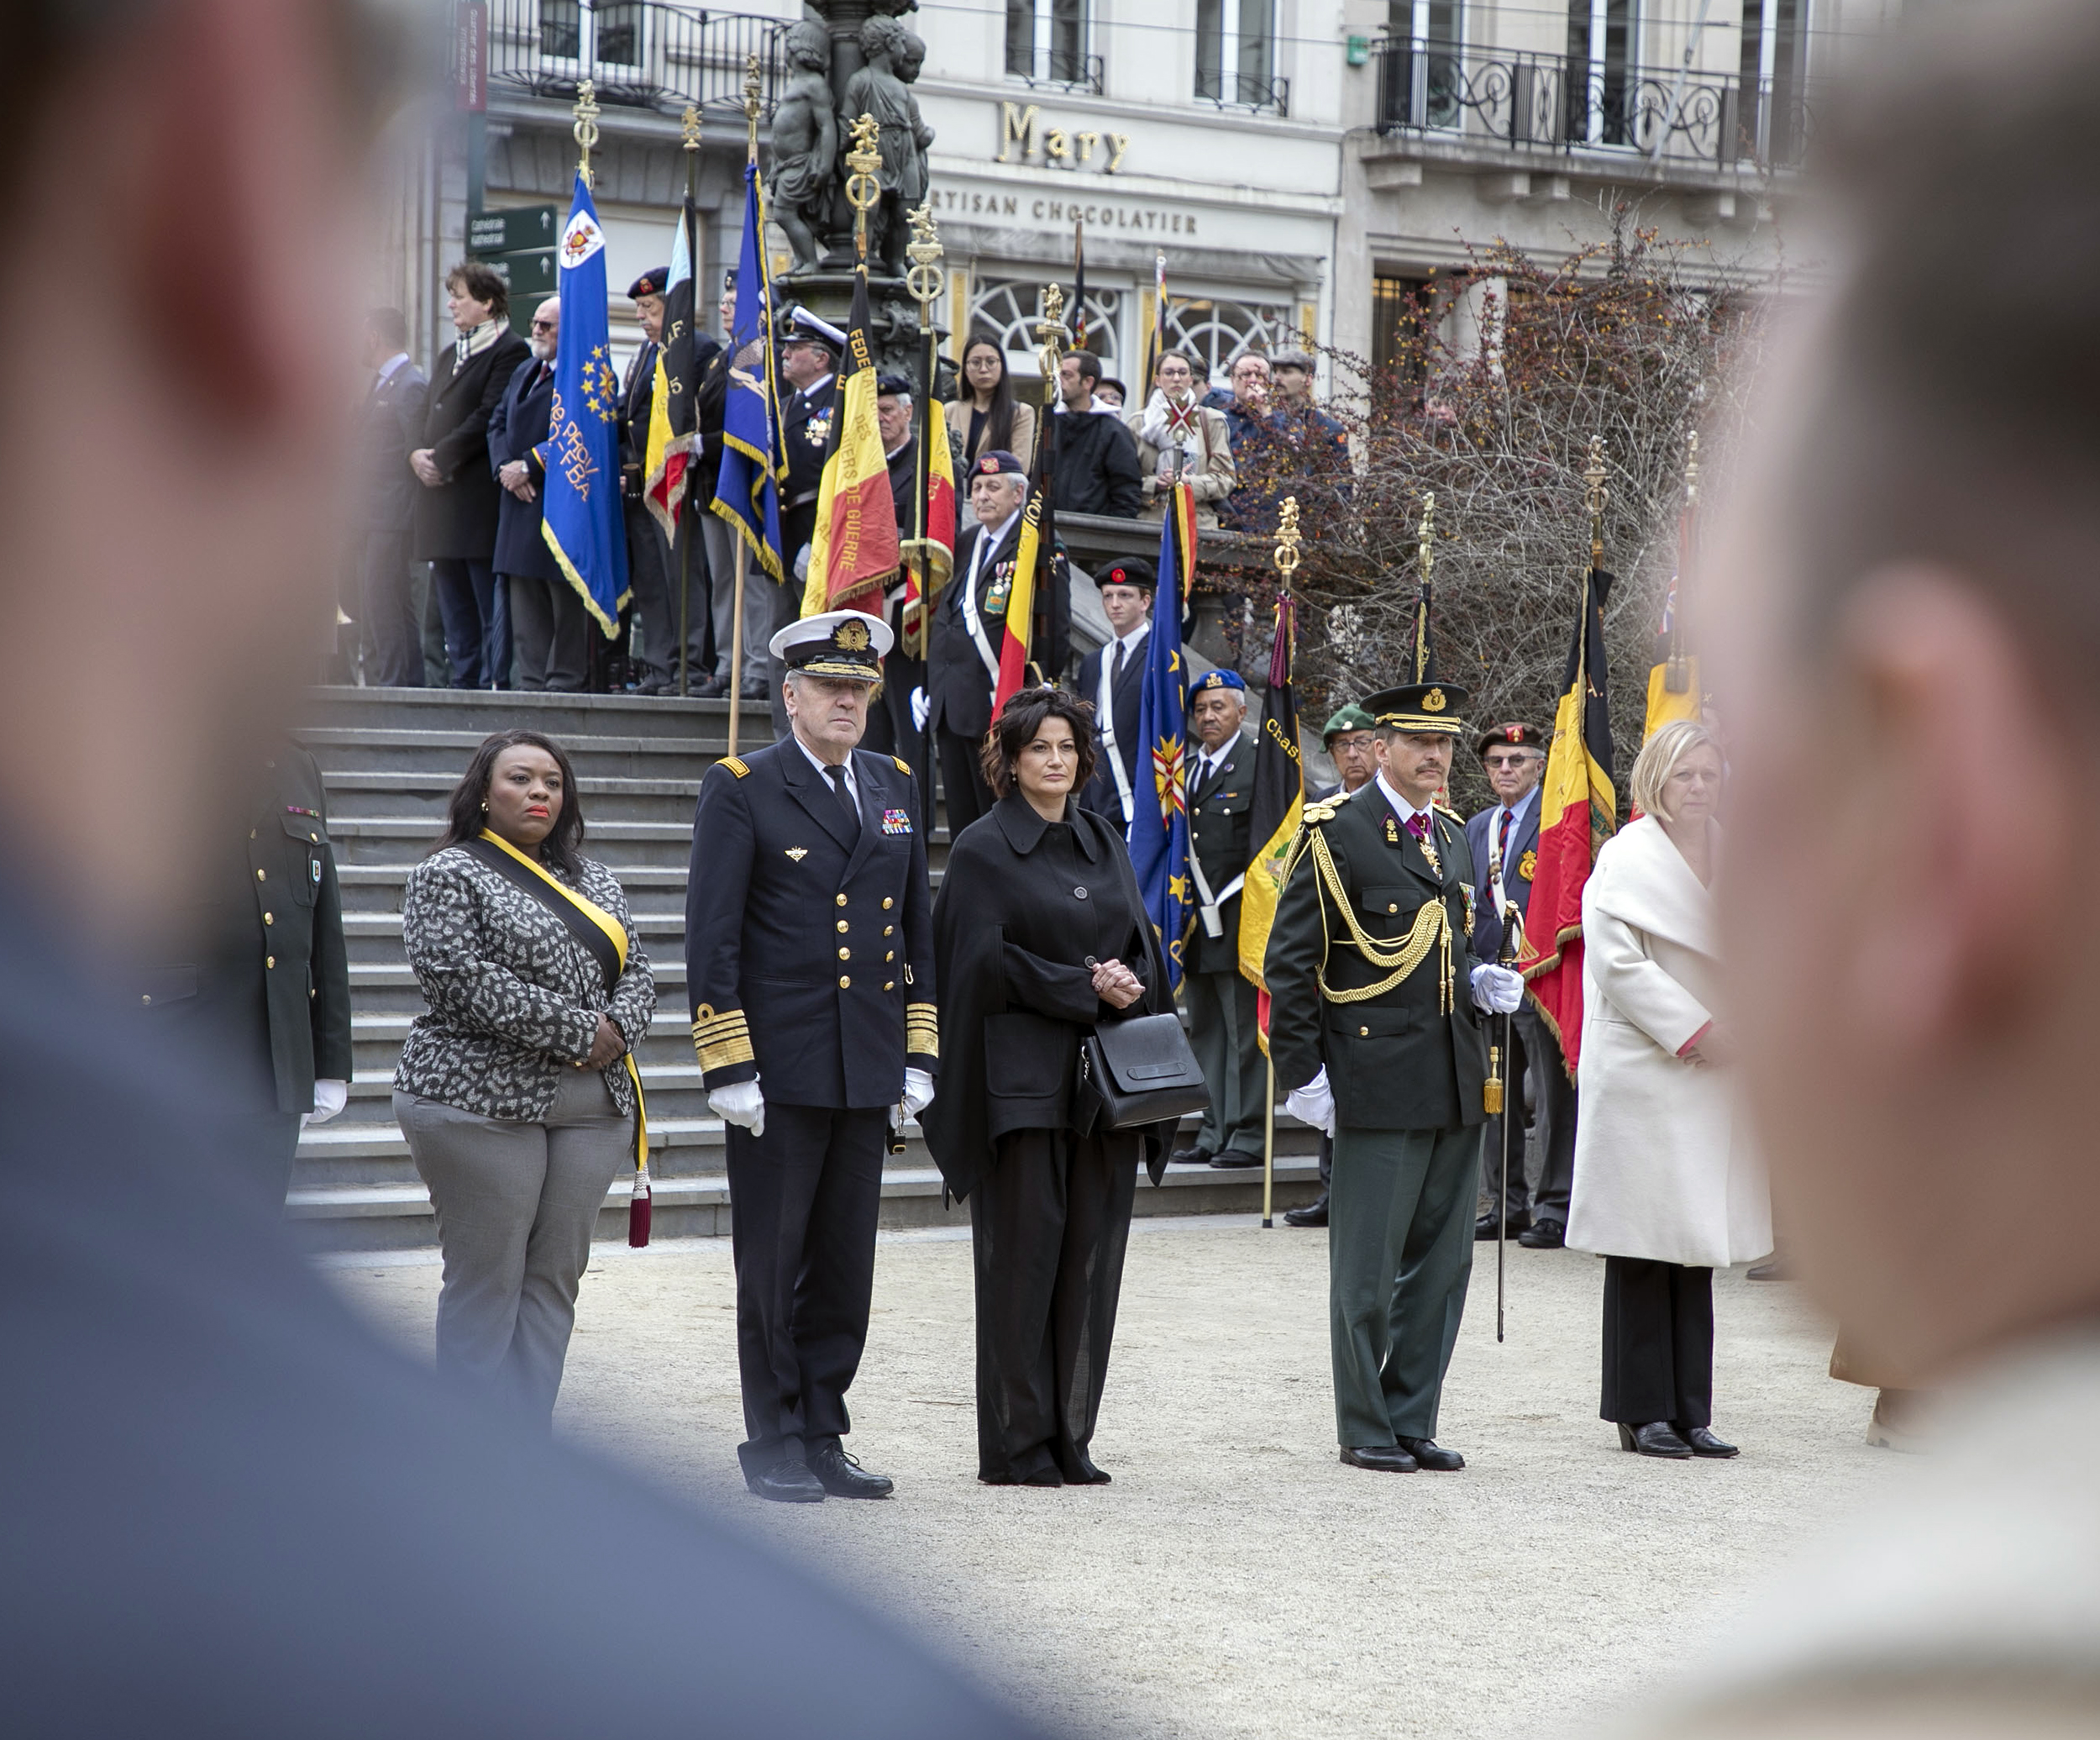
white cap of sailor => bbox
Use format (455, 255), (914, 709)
(769, 609), (893, 683)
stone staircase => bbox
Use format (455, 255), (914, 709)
(289, 686), (1321, 1251)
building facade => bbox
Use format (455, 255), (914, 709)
(379, 2), (1894, 387)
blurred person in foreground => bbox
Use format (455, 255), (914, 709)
(0, 3), (1042, 1732)
(1621, 3), (2100, 1728)
(1565, 722), (1766, 1461)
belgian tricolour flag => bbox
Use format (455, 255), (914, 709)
(992, 396), (1060, 709)
(1239, 589), (1302, 1018)
(1519, 565), (1616, 1071)
(800, 268), (900, 618)
(643, 188), (699, 541)
(899, 390), (955, 653)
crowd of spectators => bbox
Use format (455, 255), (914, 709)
(346, 261), (1354, 696)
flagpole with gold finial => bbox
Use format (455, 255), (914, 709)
(1666, 428), (1698, 694)
(1413, 492), (1436, 683)
(572, 78), (599, 188)
(904, 202), (946, 671)
(726, 54), (764, 759)
(1261, 494), (1302, 1232)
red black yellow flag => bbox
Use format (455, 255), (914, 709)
(800, 268), (900, 618)
(993, 395), (1060, 709)
(1240, 589), (1302, 1003)
(1520, 565), (1616, 1072)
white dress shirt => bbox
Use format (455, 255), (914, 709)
(794, 733), (858, 815)
(1374, 770), (1434, 832)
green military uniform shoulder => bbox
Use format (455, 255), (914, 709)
(1300, 793), (1347, 827)
(1434, 802), (1463, 825)
(717, 756), (749, 779)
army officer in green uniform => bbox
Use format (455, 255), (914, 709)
(1263, 682), (1526, 1473)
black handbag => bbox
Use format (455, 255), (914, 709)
(1075, 1012), (1211, 1133)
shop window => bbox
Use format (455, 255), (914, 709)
(1006, 0), (1095, 88)
(970, 278), (1120, 380)
(1371, 275), (1435, 383)
(1159, 296), (1299, 386)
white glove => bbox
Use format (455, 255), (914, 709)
(709, 1079), (766, 1138)
(1284, 1066), (1336, 1138)
(1470, 964), (1525, 1016)
(911, 686), (930, 733)
(793, 544), (811, 582)
(901, 1066), (935, 1118)
(302, 1078), (348, 1128)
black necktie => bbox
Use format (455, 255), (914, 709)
(824, 764), (859, 838)
(1112, 639), (1128, 683)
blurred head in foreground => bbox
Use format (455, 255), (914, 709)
(1715, 0), (2100, 1385)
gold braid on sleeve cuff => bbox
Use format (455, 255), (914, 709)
(905, 1001), (938, 1060)
(690, 1006), (756, 1073)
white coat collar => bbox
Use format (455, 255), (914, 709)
(1588, 814), (1715, 959)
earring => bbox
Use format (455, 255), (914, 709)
(480, 801), (488, 812)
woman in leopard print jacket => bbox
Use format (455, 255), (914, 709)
(392, 729), (655, 1422)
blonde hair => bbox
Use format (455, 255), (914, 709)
(1630, 719), (1722, 822)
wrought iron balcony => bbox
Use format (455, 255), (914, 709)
(1010, 51), (1105, 97)
(1372, 37), (1812, 171)
(488, 1), (785, 117)
(1194, 68), (1290, 117)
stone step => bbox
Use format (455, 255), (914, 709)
(322, 770), (704, 825)
(337, 863), (694, 916)
(287, 1151), (1326, 1253)
(300, 685), (727, 741)
(297, 725), (723, 780)
(340, 907), (693, 964)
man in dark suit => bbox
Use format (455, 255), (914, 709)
(1263, 684), (1526, 1473)
(925, 449), (1070, 835)
(1074, 555), (1153, 826)
(354, 307), (427, 686)
(412, 261), (530, 689)
(0, 10), (1046, 1731)
(1177, 667), (1267, 1170)
(488, 298), (587, 691)
(618, 267), (711, 695)
(1463, 720), (1577, 1248)
(686, 611), (937, 1503)
(139, 743), (352, 1203)
(863, 373), (928, 788)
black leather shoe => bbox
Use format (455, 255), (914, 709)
(1474, 1210), (1530, 1241)
(746, 1459), (827, 1502)
(1171, 1143), (1214, 1166)
(1339, 1443), (1419, 1473)
(1395, 1436), (1464, 1471)
(1617, 1422), (1693, 1459)
(1518, 1217), (1565, 1249)
(1283, 1194), (1328, 1227)
(1676, 1424), (1739, 1459)
(1208, 1150), (1262, 1169)
(809, 1442), (894, 1498)
(695, 674), (729, 698)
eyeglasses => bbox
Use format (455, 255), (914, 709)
(1330, 734), (1376, 752)
(530, 319), (556, 332)
(1483, 754), (1541, 770)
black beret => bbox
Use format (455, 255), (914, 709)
(1095, 556), (1156, 592)
(875, 373), (914, 397)
(627, 268), (672, 299)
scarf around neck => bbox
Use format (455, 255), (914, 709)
(454, 318), (507, 366)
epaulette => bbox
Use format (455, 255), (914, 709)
(717, 756), (749, 779)
(891, 755), (912, 775)
(1434, 802), (1462, 823)
(1300, 796), (1345, 827)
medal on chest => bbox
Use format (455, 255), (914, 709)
(984, 560), (1014, 617)
(806, 406), (832, 447)
(1418, 823), (1442, 879)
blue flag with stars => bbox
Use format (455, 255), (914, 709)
(1129, 482), (1198, 992)
(538, 173), (629, 636)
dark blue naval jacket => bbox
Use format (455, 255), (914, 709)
(685, 739), (937, 1108)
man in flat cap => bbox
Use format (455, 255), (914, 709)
(1263, 681), (1525, 1473)
(1281, 701), (1384, 1228)
(1464, 721), (1575, 1248)
(925, 448), (1069, 834)
(620, 266), (711, 694)
(685, 608), (937, 1503)
(1178, 666), (1268, 1170)
(1074, 555), (1155, 826)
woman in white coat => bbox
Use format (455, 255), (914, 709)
(1567, 719), (1771, 1459)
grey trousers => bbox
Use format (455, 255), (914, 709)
(507, 573), (589, 691)
(395, 1070), (631, 1426)
(1329, 1122), (1478, 1447)
(702, 510), (773, 691)
(1183, 966), (1266, 1158)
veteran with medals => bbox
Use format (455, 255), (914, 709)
(685, 610), (937, 1502)
(1263, 682), (1526, 1473)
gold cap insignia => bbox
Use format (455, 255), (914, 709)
(836, 619), (871, 652)
(1422, 687), (1446, 712)
(785, 847), (808, 861)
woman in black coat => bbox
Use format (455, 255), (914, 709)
(411, 260), (530, 689)
(925, 686), (1177, 1486)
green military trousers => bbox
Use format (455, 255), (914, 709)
(1327, 1122), (1478, 1448)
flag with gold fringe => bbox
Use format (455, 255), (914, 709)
(800, 266), (901, 618)
(1130, 482), (1197, 991)
(991, 397), (1061, 709)
(1239, 588), (1302, 1007)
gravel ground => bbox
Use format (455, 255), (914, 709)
(325, 1216), (1908, 1739)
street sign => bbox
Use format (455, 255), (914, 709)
(487, 249), (557, 300)
(468, 204), (560, 257)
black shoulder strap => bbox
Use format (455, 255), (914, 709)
(462, 838), (621, 991)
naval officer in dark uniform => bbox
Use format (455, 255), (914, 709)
(140, 743), (353, 1205)
(685, 609), (937, 1503)
(1263, 682), (1525, 1473)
